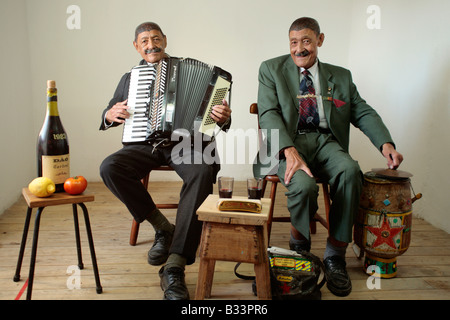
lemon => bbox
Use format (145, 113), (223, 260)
(28, 177), (56, 197)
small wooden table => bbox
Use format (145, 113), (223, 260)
(14, 188), (102, 300)
(195, 195), (271, 300)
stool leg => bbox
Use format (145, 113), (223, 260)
(78, 203), (102, 294)
(195, 222), (215, 300)
(27, 207), (44, 300)
(204, 259), (216, 299)
(14, 207), (33, 282)
(72, 204), (84, 270)
(195, 258), (215, 300)
(254, 227), (271, 300)
(254, 261), (271, 300)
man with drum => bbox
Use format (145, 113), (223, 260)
(253, 17), (403, 296)
(99, 22), (231, 300)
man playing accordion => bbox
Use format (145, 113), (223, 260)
(99, 22), (231, 300)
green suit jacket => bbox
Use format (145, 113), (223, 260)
(254, 54), (394, 177)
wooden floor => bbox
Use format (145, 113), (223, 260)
(1, 181), (449, 301)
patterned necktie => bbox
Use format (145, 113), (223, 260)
(298, 70), (320, 128)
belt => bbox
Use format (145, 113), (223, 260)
(297, 127), (331, 135)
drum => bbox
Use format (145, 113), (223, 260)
(354, 169), (421, 278)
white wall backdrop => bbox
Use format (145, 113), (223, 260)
(1, 0), (449, 233)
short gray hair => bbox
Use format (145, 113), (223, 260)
(134, 22), (165, 41)
(289, 17), (321, 36)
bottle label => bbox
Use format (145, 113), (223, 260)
(42, 154), (70, 184)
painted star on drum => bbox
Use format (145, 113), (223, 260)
(366, 217), (404, 250)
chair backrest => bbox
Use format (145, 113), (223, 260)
(249, 103), (265, 148)
(249, 103), (258, 115)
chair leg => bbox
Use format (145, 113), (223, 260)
(128, 174), (149, 246)
(130, 219), (140, 246)
(266, 181), (278, 243)
(310, 219), (317, 234)
(261, 179), (268, 196)
(322, 183), (331, 228)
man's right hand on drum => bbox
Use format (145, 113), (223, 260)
(381, 143), (404, 170)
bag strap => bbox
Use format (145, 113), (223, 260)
(234, 262), (255, 280)
(299, 251), (327, 289)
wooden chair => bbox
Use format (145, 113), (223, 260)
(250, 103), (330, 241)
(129, 166), (178, 246)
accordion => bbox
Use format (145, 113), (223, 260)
(122, 57), (232, 145)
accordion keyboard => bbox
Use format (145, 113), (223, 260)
(122, 65), (156, 144)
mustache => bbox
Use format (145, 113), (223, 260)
(145, 47), (163, 54)
(295, 50), (310, 57)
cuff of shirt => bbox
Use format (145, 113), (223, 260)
(103, 112), (114, 129)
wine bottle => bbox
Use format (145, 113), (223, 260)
(37, 80), (70, 192)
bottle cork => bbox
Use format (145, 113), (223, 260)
(47, 80), (56, 88)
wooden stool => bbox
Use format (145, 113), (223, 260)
(14, 188), (103, 300)
(195, 195), (271, 300)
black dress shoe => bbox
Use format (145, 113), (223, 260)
(148, 226), (174, 265)
(323, 255), (352, 297)
(289, 239), (311, 253)
(159, 266), (190, 300)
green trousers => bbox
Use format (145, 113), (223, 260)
(277, 132), (363, 243)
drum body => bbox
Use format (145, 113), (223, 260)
(354, 171), (412, 278)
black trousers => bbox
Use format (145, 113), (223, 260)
(100, 143), (218, 265)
